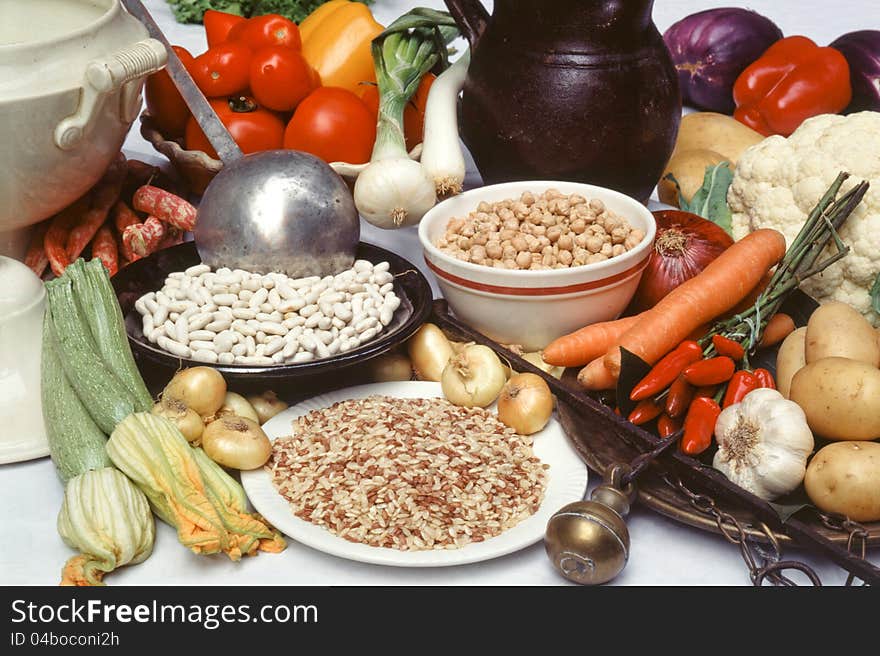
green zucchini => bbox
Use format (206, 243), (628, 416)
(45, 276), (139, 434)
(73, 259), (152, 410)
(41, 315), (111, 483)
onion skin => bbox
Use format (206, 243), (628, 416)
(664, 8), (782, 113)
(830, 30), (880, 112)
(629, 210), (733, 313)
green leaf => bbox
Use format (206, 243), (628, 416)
(616, 347), (652, 417)
(870, 271), (880, 315)
(678, 162), (735, 237)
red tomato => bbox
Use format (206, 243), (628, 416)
(203, 9), (246, 47)
(249, 46), (317, 112)
(284, 87), (376, 164)
(191, 42), (252, 97)
(144, 45), (195, 137)
(359, 73), (435, 152)
(228, 14), (301, 51)
(185, 96), (285, 158)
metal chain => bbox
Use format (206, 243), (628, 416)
(818, 512), (870, 586)
(659, 473), (822, 586)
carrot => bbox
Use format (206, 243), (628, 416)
(758, 312), (795, 348)
(133, 185), (197, 231)
(577, 357), (617, 391)
(24, 220), (51, 277)
(603, 229), (787, 377)
(91, 223), (119, 276)
(45, 197), (89, 277)
(543, 314), (643, 367)
(66, 158), (126, 261)
(723, 272), (773, 318)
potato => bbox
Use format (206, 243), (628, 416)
(657, 148), (728, 207)
(805, 301), (880, 366)
(804, 441), (880, 522)
(776, 326), (806, 399)
(673, 112), (765, 164)
(789, 357), (880, 440)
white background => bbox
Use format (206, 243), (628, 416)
(1, 0), (878, 586)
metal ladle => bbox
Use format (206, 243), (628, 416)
(121, 0), (359, 277)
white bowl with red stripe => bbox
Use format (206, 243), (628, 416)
(418, 181), (655, 350)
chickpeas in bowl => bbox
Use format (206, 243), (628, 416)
(435, 189), (647, 271)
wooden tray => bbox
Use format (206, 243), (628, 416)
(431, 300), (880, 555)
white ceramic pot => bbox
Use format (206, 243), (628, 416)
(0, 0), (167, 258)
(0, 256), (48, 464)
(419, 181), (656, 351)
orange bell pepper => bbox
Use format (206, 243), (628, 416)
(299, 0), (384, 94)
(733, 36), (851, 137)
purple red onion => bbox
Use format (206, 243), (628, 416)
(830, 30), (880, 112)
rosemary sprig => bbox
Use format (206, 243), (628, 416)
(701, 173), (870, 361)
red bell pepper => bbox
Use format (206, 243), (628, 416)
(733, 35), (851, 137)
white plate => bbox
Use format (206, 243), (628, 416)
(241, 381), (589, 567)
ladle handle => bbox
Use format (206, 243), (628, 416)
(120, 0), (244, 163)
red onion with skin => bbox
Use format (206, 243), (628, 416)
(663, 8), (783, 113)
(630, 210), (734, 312)
(830, 30), (880, 113)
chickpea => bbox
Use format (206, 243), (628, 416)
(528, 236), (543, 253)
(532, 224), (547, 236)
(470, 244), (487, 261)
(558, 249), (573, 266)
(625, 229), (646, 249)
(541, 245), (554, 257)
(569, 194), (586, 207)
(542, 252), (555, 267)
(512, 235), (529, 252)
(515, 251), (532, 269)
(603, 213), (622, 231)
(586, 236), (604, 253)
(611, 226), (629, 244)
(532, 252), (543, 264)
(546, 226), (562, 243)
(503, 217), (520, 231)
(437, 237), (449, 248)
(611, 244), (626, 257)
(557, 234), (574, 251)
(570, 218), (587, 234)
(485, 241), (503, 260)
(590, 198), (605, 213)
(503, 258), (518, 269)
(592, 224), (607, 236)
(477, 201), (492, 213)
(455, 251), (470, 262)
(513, 201), (529, 217)
(600, 242), (613, 257)
(528, 210), (543, 225)
(521, 191), (536, 206)
(499, 228), (517, 242)
(545, 188), (562, 200)
(472, 231), (489, 246)
(493, 260), (507, 269)
(457, 235), (472, 250)
(502, 245), (517, 261)
(538, 235), (551, 248)
(541, 212), (557, 228)
(574, 247), (589, 262)
(587, 253), (608, 264)
(575, 234), (588, 248)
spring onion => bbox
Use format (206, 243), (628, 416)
(354, 9), (458, 229)
(421, 50), (469, 196)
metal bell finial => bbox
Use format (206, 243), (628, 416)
(544, 465), (636, 585)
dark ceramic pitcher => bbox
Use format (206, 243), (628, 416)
(445, 0), (681, 202)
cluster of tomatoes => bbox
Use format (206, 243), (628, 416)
(145, 12), (432, 166)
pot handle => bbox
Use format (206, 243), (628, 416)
(54, 38), (167, 150)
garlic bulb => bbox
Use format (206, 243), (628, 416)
(713, 388), (814, 500)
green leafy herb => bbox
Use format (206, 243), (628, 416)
(165, 0), (373, 25)
(666, 162), (735, 236)
(870, 271), (880, 315)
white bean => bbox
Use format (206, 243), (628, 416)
(249, 287), (269, 308)
(242, 278), (262, 292)
(135, 296), (149, 316)
(246, 335), (256, 357)
(317, 316), (332, 330)
(185, 264), (210, 277)
(326, 339), (340, 356)
(192, 350), (219, 363)
(384, 295), (401, 312)
(292, 351), (314, 363)
(214, 331), (236, 353)
(264, 336), (284, 356)
(340, 326), (356, 338)
(331, 316), (346, 330)
(232, 307), (256, 320)
(213, 293), (237, 306)
(355, 316), (378, 332)
(259, 303), (274, 314)
(189, 340), (216, 352)
(314, 341), (330, 359)
(153, 305), (169, 326)
(355, 271), (371, 284)
(282, 338), (299, 359)
(354, 259), (372, 272)
(233, 320), (256, 337)
(206, 318), (231, 332)
(279, 297), (306, 313)
(163, 338), (191, 358)
(315, 330), (334, 345)
(255, 343), (266, 357)
(261, 276), (276, 290)
(187, 315), (210, 335)
(261, 322), (287, 336)
(238, 289), (254, 302)
(268, 288), (281, 308)
(319, 301), (335, 317)
(299, 335), (317, 352)
(218, 352), (235, 365)
(163, 319), (176, 340)
(283, 316), (305, 330)
(276, 282), (297, 300)
(231, 343), (247, 357)
(141, 314), (154, 337)
(300, 304), (319, 318)
(360, 327), (379, 342)
(379, 282), (394, 295)
(256, 331), (268, 344)
(175, 316), (189, 343)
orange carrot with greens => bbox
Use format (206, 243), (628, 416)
(758, 312), (795, 348)
(577, 357), (617, 391)
(603, 229), (787, 376)
(543, 314), (643, 367)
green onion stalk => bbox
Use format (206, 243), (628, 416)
(354, 9), (458, 229)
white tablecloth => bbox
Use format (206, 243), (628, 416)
(2, 0), (878, 586)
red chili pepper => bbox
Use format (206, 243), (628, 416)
(630, 340), (703, 401)
(628, 399), (663, 426)
(711, 334), (745, 361)
(657, 413), (682, 438)
(665, 375), (694, 419)
(683, 356), (735, 387)
(753, 368), (776, 390)
(694, 385), (717, 399)
(722, 370), (759, 407)
(733, 35), (851, 137)
(681, 397), (721, 456)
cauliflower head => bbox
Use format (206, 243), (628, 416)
(728, 111), (880, 326)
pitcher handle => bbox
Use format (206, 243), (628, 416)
(54, 38), (167, 150)
(443, 0), (490, 47)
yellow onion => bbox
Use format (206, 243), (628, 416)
(370, 352), (414, 382)
(497, 373), (554, 435)
(407, 323), (454, 381)
(151, 399), (205, 443)
(247, 391), (289, 424)
(163, 367), (226, 417)
(201, 415), (272, 470)
(216, 391), (259, 423)
(441, 344), (507, 408)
